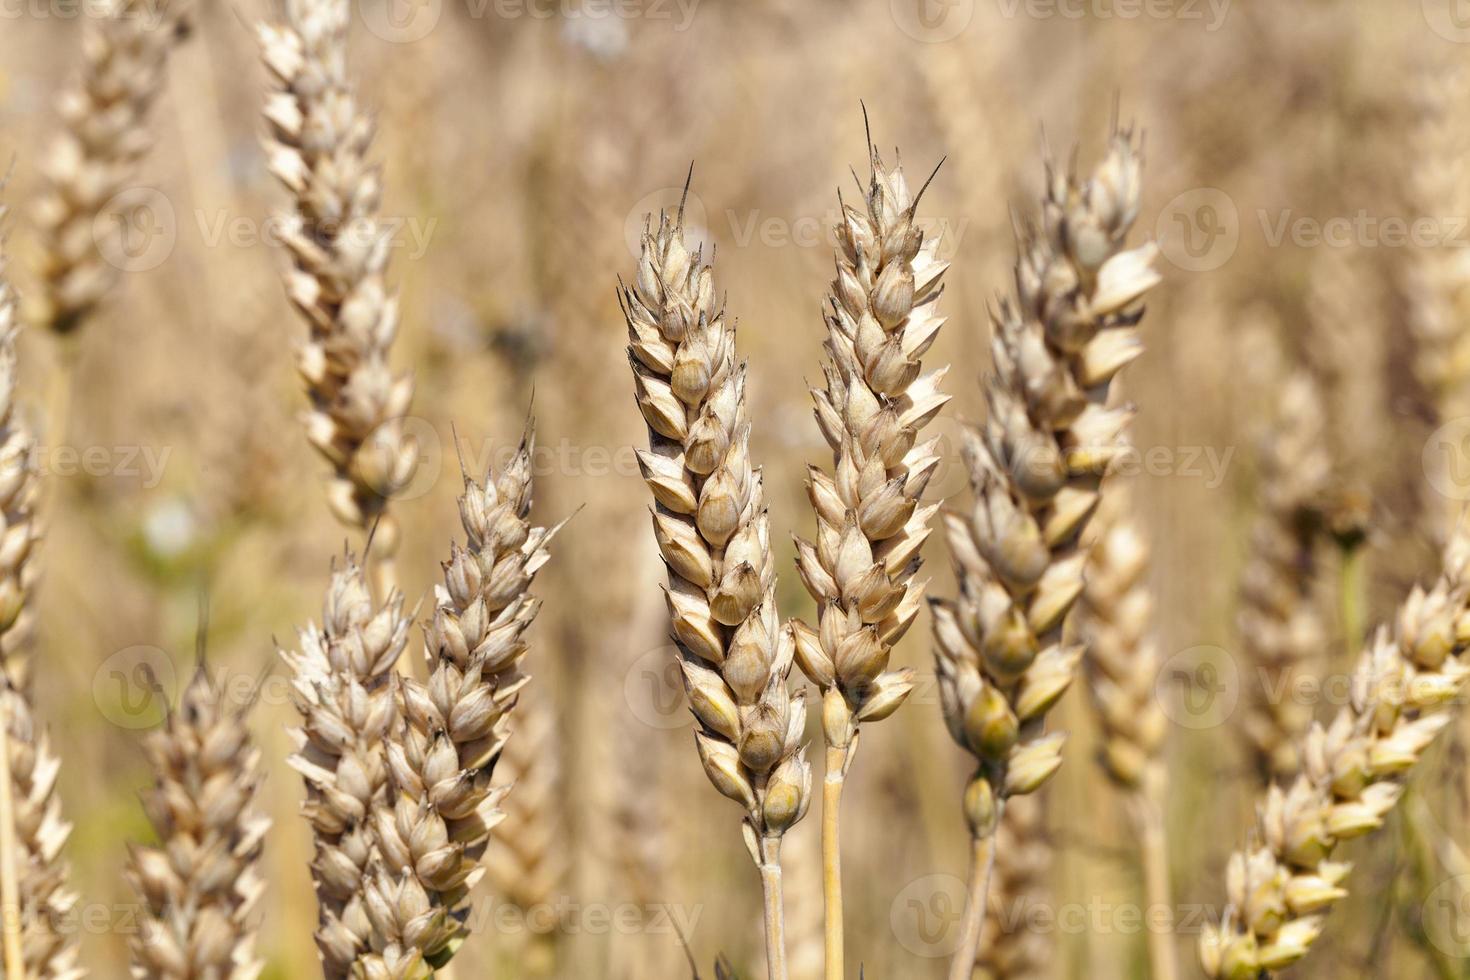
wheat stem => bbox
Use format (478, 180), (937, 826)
(1135, 783), (1177, 980)
(0, 694), (23, 980)
(759, 836), (789, 980)
(948, 826), (997, 980)
(821, 746), (846, 980)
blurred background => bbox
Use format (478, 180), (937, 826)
(1, 0), (1468, 976)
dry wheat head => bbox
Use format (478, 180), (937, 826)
(931, 127), (1160, 837)
(258, 0), (417, 540)
(0, 204), (80, 980)
(1200, 525), (1470, 978)
(31, 0), (192, 336)
(374, 427), (559, 969)
(622, 200), (813, 855)
(1238, 373), (1331, 782)
(127, 667), (269, 979)
(1075, 478), (1165, 792)
(975, 794), (1051, 980)
(281, 553), (411, 977)
(789, 141), (950, 755)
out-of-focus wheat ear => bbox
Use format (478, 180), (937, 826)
(257, 0), (418, 600)
(29, 0), (193, 343)
(791, 128), (949, 980)
(486, 687), (567, 974)
(1075, 479), (1176, 980)
(372, 424), (561, 971)
(1237, 373), (1332, 783)
(281, 552), (411, 977)
(1200, 521), (1470, 978)
(621, 183), (811, 980)
(974, 794), (1050, 980)
(127, 667), (269, 979)
(0, 199), (81, 980)
(931, 124), (1159, 980)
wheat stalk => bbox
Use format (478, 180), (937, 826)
(258, 0), (418, 600)
(281, 552), (412, 977)
(789, 133), (949, 980)
(29, 0), (192, 340)
(1074, 478), (1176, 980)
(1200, 523), (1470, 978)
(373, 426), (559, 971)
(127, 667), (269, 979)
(621, 190), (812, 980)
(1238, 373), (1332, 783)
(930, 124), (1159, 980)
(974, 794), (1050, 980)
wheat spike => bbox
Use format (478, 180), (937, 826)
(127, 668), (269, 979)
(789, 132), (950, 980)
(931, 125), (1159, 980)
(1200, 523), (1470, 978)
(281, 553), (412, 977)
(0, 202), (80, 980)
(1238, 373), (1332, 782)
(373, 427), (559, 970)
(621, 191), (812, 980)
(974, 794), (1050, 980)
(30, 0), (192, 337)
(258, 0), (418, 570)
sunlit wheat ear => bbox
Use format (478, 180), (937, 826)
(127, 668), (269, 979)
(0, 202), (80, 980)
(930, 124), (1159, 980)
(257, 0), (417, 579)
(621, 187), (811, 980)
(1238, 373), (1332, 783)
(974, 794), (1050, 980)
(1201, 522), (1470, 979)
(371, 426), (561, 971)
(31, 0), (193, 337)
(281, 552), (410, 977)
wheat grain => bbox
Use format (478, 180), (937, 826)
(281, 552), (411, 977)
(931, 125), (1159, 980)
(29, 0), (192, 338)
(373, 426), (559, 971)
(789, 134), (949, 980)
(258, 0), (418, 592)
(127, 667), (269, 979)
(1200, 523), (1470, 978)
(1074, 477), (1176, 980)
(1238, 373), (1332, 782)
(622, 192), (812, 980)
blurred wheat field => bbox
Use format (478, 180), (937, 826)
(0, 0), (1467, 977)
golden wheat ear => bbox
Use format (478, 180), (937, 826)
(931, 125), (1159, 980)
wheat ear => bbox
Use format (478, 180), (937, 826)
(789, 135), (949, 980)
(622, 192), (812, 980)
(127, 667), (269, 979)
(282, 553), (411, 977)
(974, 794), (1051, 980)
(930, 125), (1159, 980)
(373, 426), (559, 971)
(1075, 479), (1176, 980)
(30, 0), (192, 339)
(1200, 523), (1470, 978)
(1238, 373), (1331, 782)
(0, 203), (80, 980)
(258, 0), (418, 599)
